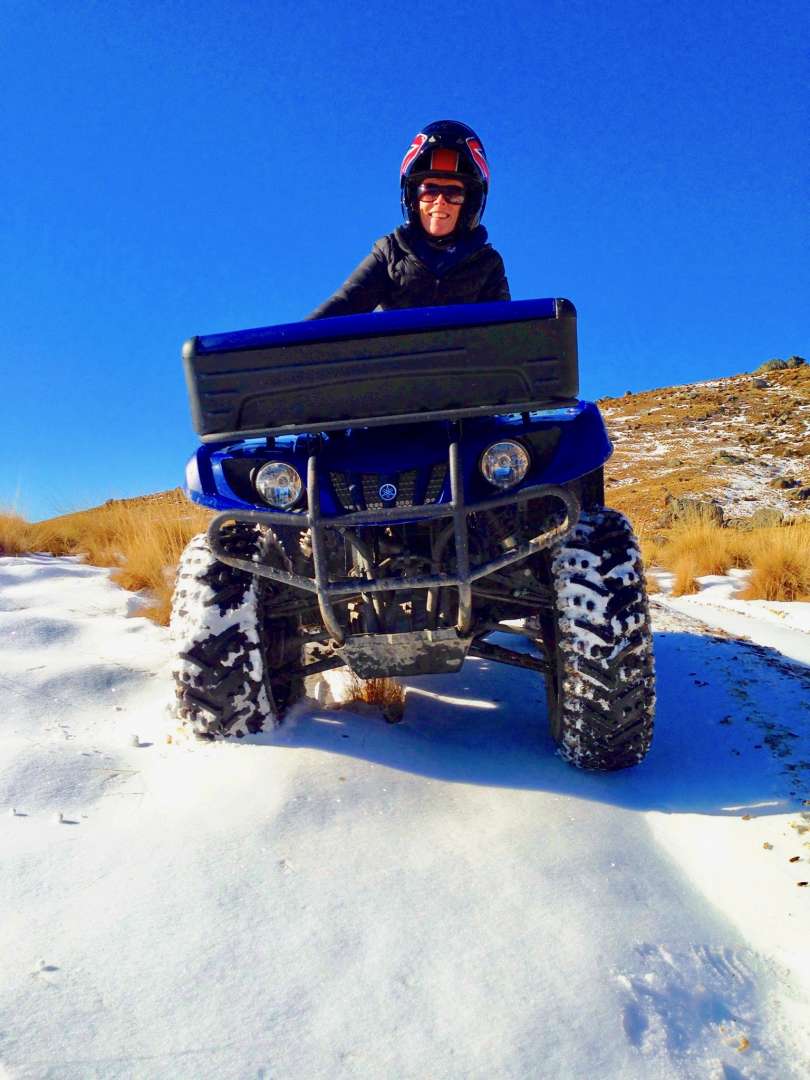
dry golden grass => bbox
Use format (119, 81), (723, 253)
(632, 522), (663, 594)
(657, 512), (750, 598)
(649, 516), (810, 601)
(632, 509), (669, 557)
(347, 675), (406, 722)
(2, 492), (212, 624)
(670, 554), (701, 597)
(663, 507), (751, 570)
(601, 367), (809, 602)
(0, 512), (36, 556)
(739, 522), (810, 601)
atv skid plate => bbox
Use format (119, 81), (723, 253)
(337, 627), (472, 678)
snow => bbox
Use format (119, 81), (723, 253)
(2, 553), (810, 1079)
(653, 569), (810, 667)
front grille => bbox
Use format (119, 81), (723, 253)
(330, 470), (355, 510)
(329, 464), (446, 513)
(424, 463), (447, 503)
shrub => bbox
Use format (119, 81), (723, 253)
(755, 356), (806, 373)
(347, 675), (406, 722)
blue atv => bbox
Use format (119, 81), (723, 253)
(171, 298), (655, 770)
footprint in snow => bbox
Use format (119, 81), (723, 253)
(614, 943), (803, 1075)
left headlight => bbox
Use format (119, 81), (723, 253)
(480, 441), (530, 489)
(254, 461), (303, 508)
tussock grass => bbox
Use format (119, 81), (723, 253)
(670, 554), (701, 597)
(0, 512), (36, 556)
(649, 516), (810, 601)
(644, 574), (661, 596)
(2, 492), (211, 624)
(662, 507), (753, 594)
(633, 521), (663, 594)
(347, 675), (406, 722)
(635, 508), (743, 596)
(739, 522), (810, 601)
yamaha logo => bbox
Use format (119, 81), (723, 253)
(379, 483), (397, 502)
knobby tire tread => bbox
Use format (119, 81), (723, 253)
(170, 524), (306, 740)
(542, 508), (655, 771)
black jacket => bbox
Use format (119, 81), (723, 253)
(308, 224), (510, 319)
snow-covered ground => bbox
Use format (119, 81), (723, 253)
(2, 554), (810, 1080)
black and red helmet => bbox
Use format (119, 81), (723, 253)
(400, 119), (490, 231)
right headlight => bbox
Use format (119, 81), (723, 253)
(480, 440), (530, 489)
(254, 461), (303, 508)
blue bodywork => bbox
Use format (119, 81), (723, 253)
(194, 297), (559, 355)
(185, 401), (612, 519)
(183, 298), (612, 521)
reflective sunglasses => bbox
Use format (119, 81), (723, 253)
(416, 182), (466, 205)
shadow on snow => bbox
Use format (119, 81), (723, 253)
(262, 626), (810, 817)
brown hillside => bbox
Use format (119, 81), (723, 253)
(600, 365), (810, 533)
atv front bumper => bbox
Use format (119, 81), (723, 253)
(207, 440), (578, 645)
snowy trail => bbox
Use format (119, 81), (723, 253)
(1, 555), (809, 1079)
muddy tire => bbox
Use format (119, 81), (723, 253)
(539, 509), (655, 770)
(170, 524), (304, 739)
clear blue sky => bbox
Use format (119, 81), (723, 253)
(2, 0), (807, 521)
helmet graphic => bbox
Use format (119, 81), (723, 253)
(400, 120), (490, 231)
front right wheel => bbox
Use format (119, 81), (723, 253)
(538, 508), (655, 770)
(170, 524), (305, 739)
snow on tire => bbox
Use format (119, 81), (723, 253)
(542, 508), (655, 770)
(170, 524), (273, 739)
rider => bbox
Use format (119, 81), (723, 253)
(308, 120), (510, 319)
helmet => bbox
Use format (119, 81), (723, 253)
(400, 119), (490, 232)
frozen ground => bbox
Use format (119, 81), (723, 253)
(1, 554), (810, 1080)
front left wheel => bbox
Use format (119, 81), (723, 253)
(538, 508), (655, 770)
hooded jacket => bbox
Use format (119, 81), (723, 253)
(307, 224), (510, 319)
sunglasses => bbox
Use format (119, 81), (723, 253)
(416, 182), (466, 205)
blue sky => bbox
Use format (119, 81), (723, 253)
(2, 0), (807, 521)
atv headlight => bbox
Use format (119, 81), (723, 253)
(480, 441), (530, 489)
(254, 462), (302, 508)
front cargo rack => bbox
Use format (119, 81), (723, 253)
(184, 298), (579, 442)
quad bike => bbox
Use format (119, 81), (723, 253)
(171, 298), (655, 770)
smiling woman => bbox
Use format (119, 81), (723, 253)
(416, 177), (466, 237)
(307, 119), (510, 318)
